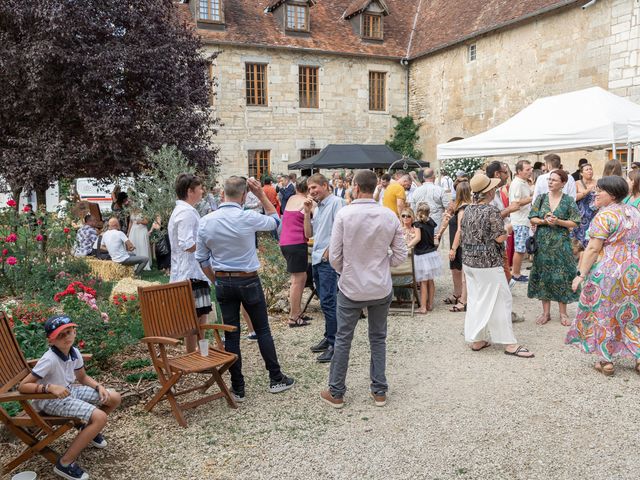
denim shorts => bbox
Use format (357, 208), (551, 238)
(39, 385), (101, 423)
(513, 225), (530, 254)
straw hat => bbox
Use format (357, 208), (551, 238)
(469, 174), (501, 194)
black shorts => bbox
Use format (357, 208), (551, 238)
(280, 244), (309, 273)
(449, 246), (462, 271)
(190, 279), (213, 316)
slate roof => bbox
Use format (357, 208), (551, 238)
(181, 0), (582, 61)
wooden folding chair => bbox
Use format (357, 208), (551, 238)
(137, 281), (238, 427)
(0, 312), (89, 475)
(390, 252), (419, 317)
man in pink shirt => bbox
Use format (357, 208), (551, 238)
(320, 170), (407, 409)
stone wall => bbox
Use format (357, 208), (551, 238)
(207, 45), (408, 179)
(409, 0), (633, 172)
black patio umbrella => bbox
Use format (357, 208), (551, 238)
(287, 144), (429, 170)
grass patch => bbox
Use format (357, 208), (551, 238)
(122, 358), (152, 370)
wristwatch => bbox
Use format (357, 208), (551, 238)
(576, 270), (584, 278)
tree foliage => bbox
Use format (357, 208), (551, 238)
(386, 115), (423, 160)
(0, 0), (218, 195)
(130, 146), (195, 236)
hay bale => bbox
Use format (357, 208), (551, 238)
(111, 277), (162, 300)
(84, 257), (135, 281)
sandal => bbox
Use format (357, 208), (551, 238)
(635, 361), (640, 375)
(594, 361), (614, 376)
(471, 341), (491, 352)
(535, 313), (551, 325)
(444, 295), (461, 305)
(449, 303), (466, 312)
(504, 345), (535, 358)
(288, 316), (310, 328)
(560, 314), (571, 327)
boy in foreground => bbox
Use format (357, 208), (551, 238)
(19, 315), (121, 480)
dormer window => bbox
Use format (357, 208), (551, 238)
(265, 0), (315, 33)
(286, 3), (309, 31)
(362, 13), (382, 39)
(343, 0), (389, 41)
(199, 0), (223, 23)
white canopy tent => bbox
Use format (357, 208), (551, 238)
(437, 87), (640, 164)
(627, 119), (640, 145)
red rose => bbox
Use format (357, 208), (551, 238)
(78, 340), (86, 349)
(23, 205), (31, 212)
(2, 249), (7, 256)
(66, 286), (76, 294)
(6, 256), (17, 266)
(129, 295), (136, 301)
(37, 219), (43, 225)
(6, 199), (16, 207)
(35, 234), (44, 242)
(121, 296), (128, 302)
(113, 300), (120, 306)
(5, 233), (17, 243)
(63, 227), (70, 234)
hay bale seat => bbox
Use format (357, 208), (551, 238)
(84, 257), (135, 281)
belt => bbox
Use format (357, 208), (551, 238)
(214, 271), (258, 278)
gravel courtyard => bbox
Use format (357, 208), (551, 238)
(3, 274), (639, 480)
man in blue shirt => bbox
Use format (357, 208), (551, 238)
(196, 176), (294, 401)
(304, 173), (345, 363)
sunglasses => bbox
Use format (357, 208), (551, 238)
(400, 214), (412, 218)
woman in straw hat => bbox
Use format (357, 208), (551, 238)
(460, 174), (534, 358)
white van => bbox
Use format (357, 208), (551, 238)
(75, 177), (135, 212)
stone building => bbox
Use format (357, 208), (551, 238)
(183, 0), (639, 175)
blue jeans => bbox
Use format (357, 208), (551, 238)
(214, 276), (283, 393)
(312, 260), (338, 346)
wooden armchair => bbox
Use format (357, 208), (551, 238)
(0, 312), (90, 475)
(137, 281), (238, 427)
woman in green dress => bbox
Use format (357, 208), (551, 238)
(528, 169), (582, 326)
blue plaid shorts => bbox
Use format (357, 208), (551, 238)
(513, 225), (530, 254)
(39, 385), (101, 423)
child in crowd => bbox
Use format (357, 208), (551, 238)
(19, 315), (121, 480)
(408, 203), (443, 314)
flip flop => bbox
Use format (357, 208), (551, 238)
(560, 314), (571, 326)
(288, 316), (310, 328)
(535, 313), (550, 325)
(449, 303), (466, 312)
(504, 345), (535, 358)
(471, 341), (491, 352)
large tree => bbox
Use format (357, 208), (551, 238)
(0, 0), (218, 201)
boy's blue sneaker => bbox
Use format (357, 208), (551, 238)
(90, 432), (107, 449)
(78, 425), (107, 449)
(54, 460), (89, 480)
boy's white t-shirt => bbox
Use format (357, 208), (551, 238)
(101, 229), (130, 262)
(31, 346), (84, 410)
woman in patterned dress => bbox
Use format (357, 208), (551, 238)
(566, 176), (640, 376)
(528, 170), (581, 326)
(571, 163), (598, 248)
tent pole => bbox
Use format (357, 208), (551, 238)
(612, 143), (617, 160)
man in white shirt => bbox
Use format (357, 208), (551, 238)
(509, 160), (534, 282)
(168, 173), (212, 352)
(532, 153), (577, 201)
(101, 218), (148, 276)
(411, 168), (451, 229)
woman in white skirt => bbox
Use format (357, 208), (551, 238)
(408, 203), (442, 314)
(460, 174), (534, 358)
(127, 209), (152, 271)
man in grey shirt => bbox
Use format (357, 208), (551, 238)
(410, 168), (451, 229)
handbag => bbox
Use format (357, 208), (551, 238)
(155, 233), (171, 257)
(525, 194), (545, 255)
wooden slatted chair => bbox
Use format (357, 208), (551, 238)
(138, 280), (238, 427)
(390, 252), (419, 317)
(0, 312), (90, 475)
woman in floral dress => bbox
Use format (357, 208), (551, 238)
(571, 163), (598, 248)
(566, 176), (640, 375)
(528, 170), (582, 326)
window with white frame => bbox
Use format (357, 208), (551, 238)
(199, 0), (222, 22)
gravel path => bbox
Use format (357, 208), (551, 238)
(3, 267), (639, 480)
